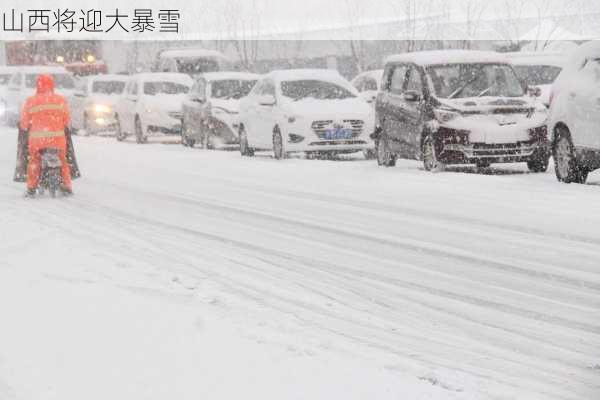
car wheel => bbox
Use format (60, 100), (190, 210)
(115, 116), (126, 141)
(239, 126), (254, 157)
(422, 134), (444, 172)
(376, 135), (396, 167)
(553, 127), (587, 183)
(273, 129), (287, 160)
(135, 116), (147, 144)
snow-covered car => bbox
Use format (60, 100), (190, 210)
(0, 66), (19, 122)
(181, 72), (260, 148)
(351, 69), (383, 104)
(238, 69), (375, 159)
(506, 51), (565, 107)
(70, 74), (128, 135)
(114, 73), (193, 143)
(4, 66), (76, 127)
(549, 41), (600, 184)
(154, 49), (232, 75)
(375, 50), (550, 172)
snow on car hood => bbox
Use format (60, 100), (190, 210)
(88, 94), (122, 107)
(438, 96), (547, 144)
(142, 94), (187, 113)
(283, 97), (371, 118)
(210, 98), (240, 113)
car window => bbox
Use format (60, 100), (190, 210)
(92, 80), (126, 95)
(389, 65), (408, 95)
(280, 80), (355, 100)
(363, 78), (378, 91)
(210, 79), (257, 99)
(143, 81), (189, 96)
(513, 65), (562, 86)
(406, 68), (423, 94)
(427, 63), (524, 99)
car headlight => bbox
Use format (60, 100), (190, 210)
(145, 107), (154, 114)
(433, 107), (460, 123)
(93, 104), (112, 114)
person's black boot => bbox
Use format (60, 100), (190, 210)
(24, 188), (36, 198)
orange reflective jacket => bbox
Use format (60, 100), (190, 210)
(19, 74), (71, 149)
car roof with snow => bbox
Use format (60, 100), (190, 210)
(265, 69), (352, 86)
(200, 72), (261, 82)
(133, 73), (193, 85)
(385, 50), (509, 67)
(504, 52), (566, 67)
(0, 65), (21, 73)
(89, 74), (129, 82)
(159, 49), (228, 59)
(19, 65), (70, 75)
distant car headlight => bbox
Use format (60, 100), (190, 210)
(434, 107), (460, 123)
(93, 104), (112, 114)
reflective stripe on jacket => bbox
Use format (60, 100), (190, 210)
(29, 130), (65, 139)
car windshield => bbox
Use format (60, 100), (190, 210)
(211, 79), (257, 99)
(0, 74), (12, 85)
(281, 80), (356, 101)
(143, 81), (189, 96)
(175, 58), (220, 74)
(427, 63), (524, 99)
(92, 80), (126, 95)
(512, 65), (562, 86)
(25, 73), (75, 89)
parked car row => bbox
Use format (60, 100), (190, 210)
(1, 44), (599, 185)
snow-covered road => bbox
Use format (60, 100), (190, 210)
(1, 128), (599, 400)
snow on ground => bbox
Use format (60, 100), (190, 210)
(0, 127), (599, 400)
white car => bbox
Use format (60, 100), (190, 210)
(4, 66), (76, 127)
(114, 73), (193, 143)
(0, 65), (20, 122)
(181, 72), (260, 148)
(549, 41), (600, 184)
(70, 74), (128, 135)
(506, 52), (565, 107)
(351, 69), (384, 104)
(238, 69), (375, 159)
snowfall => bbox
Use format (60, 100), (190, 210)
(0, 126), (599, 400)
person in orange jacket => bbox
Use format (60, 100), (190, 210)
(18, 74), (75, 196)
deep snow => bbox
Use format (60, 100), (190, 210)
(0, 127), (599, 400)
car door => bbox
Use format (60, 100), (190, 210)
(401, 66), (426, 158)
(379, 63), (409, 154)
(574, 58), (600, 149)
(5, 73), (22, 123)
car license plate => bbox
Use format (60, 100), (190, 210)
(325, 128), (352, 140)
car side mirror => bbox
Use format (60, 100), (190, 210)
(403, 90), (421, 102)
(258, 94), (276, 106)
